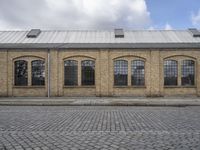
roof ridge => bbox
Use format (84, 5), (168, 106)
(0, 29), (192, 32)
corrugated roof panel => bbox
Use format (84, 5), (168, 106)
(174, 31), (190, 43)
(0, 31), (5, 39)
(39, 31), (55, 43)
(66, 31), (73, 43)
(75, 31), (83, 43)
(52, 31), (68, 43)
(0, 31), (11, 43)
(148, 31), (161, 43)
(82, 31), (88, 43)
(176, 31), (195, 43)
(32, 31), (47, 43)
(160, 31), (173, 43)
(155, 31), (169, 43)
(47, 31), (59, 43)
(92, 31), (98, 43)
(2, 31), (18, 43)
(32, 31), (51, 43)
(161, 31), (175, 43)
(142, 31), (156, 43)
(92, 31), (99, 43)
(62, 31), (70, 43)
(176, 31), (193, 43)
(95, 31), (108, 43)
(14, 31), (27, 43)
(126, 31), (136, 43)
(81, 31), (88, 43)
(2, 31), (23, 43)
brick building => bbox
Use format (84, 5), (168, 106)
(0, 29), (200, 97)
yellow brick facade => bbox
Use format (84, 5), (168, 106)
(0, 49), (200, 97)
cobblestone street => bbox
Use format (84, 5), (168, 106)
(0, 106), (200, 150)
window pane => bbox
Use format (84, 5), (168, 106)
(131, 60), (145, 86)
(64, 60), (78, 86)
(32, 60), (45, 86)
(114, 60), (128, 86)
(181, 60), (195, 86)
(81, 60), (95, 85)
(164, 60), (178, 86)
(14, 60), (28, 86)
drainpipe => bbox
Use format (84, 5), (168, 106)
(47, 49), (50, 98)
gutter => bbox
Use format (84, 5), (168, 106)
(1, 43), (200, 49)
(47, 49), (50, 98)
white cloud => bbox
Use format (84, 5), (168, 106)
(0, 0), (151, 30)
(0, 20), (8, 30)
(147, 26), (154, 30)
(191, 9), (200, 27)
(147, 23), (173, 30)
(164, 23), (173, 30)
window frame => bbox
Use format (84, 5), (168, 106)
(81, 60), (95, 86)
(163, 59), (178, 86)
(13, 57), (46, 87)
(181, 59), (195, 86)
(64, 60), (78, 86)
(131, 60), (145, 86)
(14, 60), (28, 86)
(31, 60), (45, 86)
(163, 58), (196, 88)
(113, 59), (128, 86)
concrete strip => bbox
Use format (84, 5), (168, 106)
(0, 97), (200, 106)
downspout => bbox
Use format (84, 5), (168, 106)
(47, 49), (50, 98)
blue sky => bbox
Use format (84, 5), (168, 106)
(147, 0), (200, 29)
(0, 0), (199, 30)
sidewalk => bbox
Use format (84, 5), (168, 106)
(0, 97), (200, 106)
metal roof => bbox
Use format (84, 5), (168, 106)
(0, 29), (200, 49)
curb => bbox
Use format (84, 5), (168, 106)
(0, 101), (200, 106)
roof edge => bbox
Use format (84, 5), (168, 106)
(0, 43), (200, 49)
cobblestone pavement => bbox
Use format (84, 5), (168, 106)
(0, 106), (200, 150)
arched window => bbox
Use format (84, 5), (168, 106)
(131, 60), (145, 86)
(64, 60), (78, 86)
(164, 60), (178, 86)
(114, 60), (128, 86)
(14, 60), (28, 86)
(31, 60), (45, 86)
(81, 60), (95, 85)
(181, 60), (195, 86)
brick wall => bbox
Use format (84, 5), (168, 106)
(0, 49), (199, 97)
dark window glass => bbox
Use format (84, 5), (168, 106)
(31, 60), (45, 86)
(81, 60), (95, 85)
(181, 60), (195, 86)
(131, 60), (145, 86)
(114, 60), (128, 86)
(14, 60), (28, 86)
(64, 60), (78, 86)
(164, 60), (178, 86)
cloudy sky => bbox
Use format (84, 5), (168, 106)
(0, 0), (200, 30)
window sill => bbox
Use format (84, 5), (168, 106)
(164, 86), (196, 88)
(63, 85), (95, 88)
(113, 86), (146, 88)
(13, 86), (45, 88)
